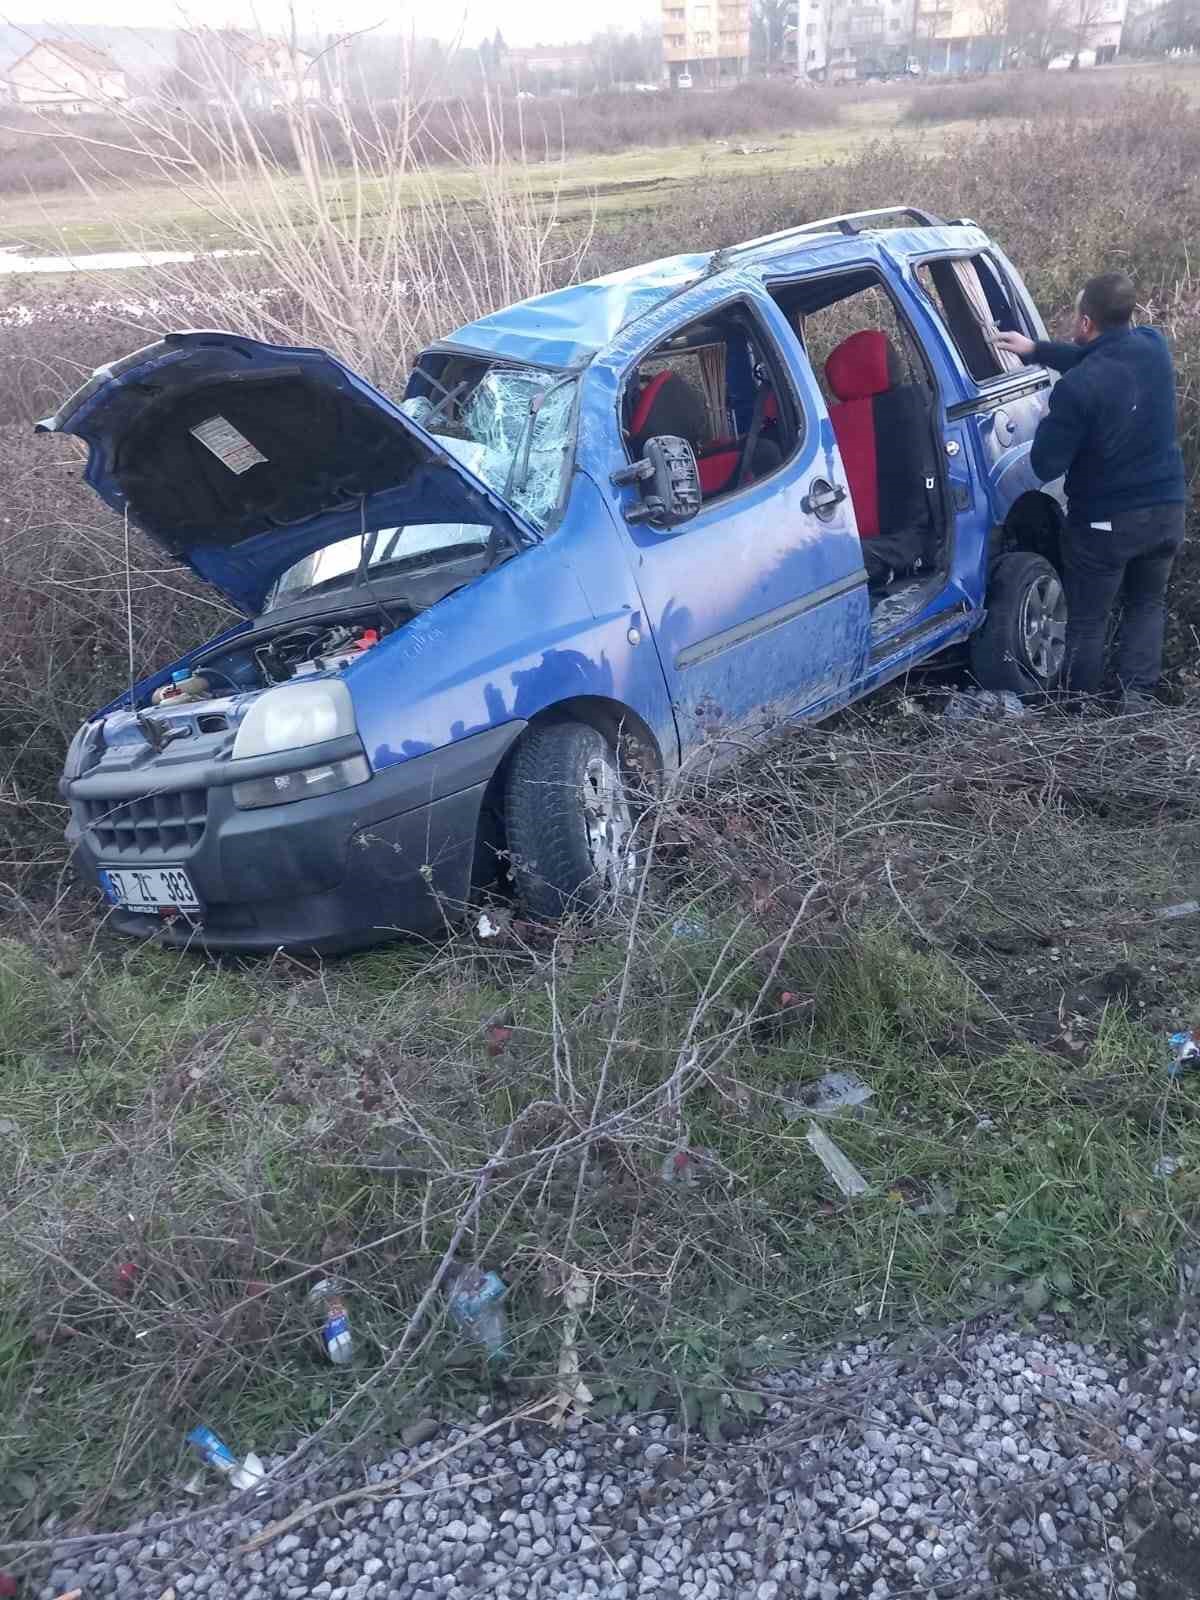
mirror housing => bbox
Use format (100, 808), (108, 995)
(612, 435), (702, 529)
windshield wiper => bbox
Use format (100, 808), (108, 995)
(503, 374), (576, 500)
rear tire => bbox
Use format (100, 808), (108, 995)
(970, 551), (1068, 695)
(504, 721), (637, 921)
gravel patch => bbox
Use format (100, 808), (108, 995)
(20, 1318), (1200, 1600)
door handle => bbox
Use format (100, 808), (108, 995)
(803, 479), (847, 518)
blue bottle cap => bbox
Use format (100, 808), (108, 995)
(171, 669), (190, 684)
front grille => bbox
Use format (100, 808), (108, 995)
(81, 787), (208, 859)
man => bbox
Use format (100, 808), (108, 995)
(995, 272), (1187, 705)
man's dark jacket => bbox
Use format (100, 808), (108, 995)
(1028, 326), (1186, 526)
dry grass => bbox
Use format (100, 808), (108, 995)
(2, 701), (1199, 1557)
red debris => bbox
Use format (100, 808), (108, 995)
(114, 1261), (139, 1295)
(485, 1024), (513, 1057)
(0, 1570), (18, 1596)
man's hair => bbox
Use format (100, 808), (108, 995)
(1080, 272), (1136, 330)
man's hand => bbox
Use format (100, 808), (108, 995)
(992, 329), (1036, 360)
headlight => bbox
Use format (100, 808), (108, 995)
(232, 681), (356, 759)
(232, 753), (370, 810)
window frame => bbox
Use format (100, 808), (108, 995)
(912, 248), (1045, 392)
(617, 293), (809, 520)
(763, 259), (952, 541)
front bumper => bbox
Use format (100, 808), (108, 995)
(65, 723), (524, 954)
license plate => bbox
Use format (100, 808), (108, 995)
(99, 865), (201, 915)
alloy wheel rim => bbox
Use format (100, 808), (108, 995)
(1020, 573), (1068, 681)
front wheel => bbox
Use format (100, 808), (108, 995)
(504, 722), (639, 921)
(970, 551), (1068, 695)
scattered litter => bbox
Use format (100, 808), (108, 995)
(53, 1590), (83, 1600)
(114, 1260), (139, 1296)
(550, 1265), (595, 1425)
(1168, 1027), (1200, 1077)
(944, 689), (1026, 721)
(660, 1146), (717, 1184)
(671, 914), (709, 942)
(731, 142), (781, 155)
(785, 1070), (874, 1120)
(181, 1469), (205, 1496)
(485, 1022), (513, 1056)
(1153, 1153), (1182, 1178)
(805, 1120), (869, 1198)
(0, 1574), (16, 1598)
(448, 1267), (510, 1363)
(187, 1425), (266, 1492)
(308, 1277), (353, 1366)
(1157, 900), (1200, 921)
(476, 908), (513, 940)
(0, 1118), (17, 1136)
(914, 1182), (958, 1217)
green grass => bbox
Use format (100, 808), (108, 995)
(4, 701), (1200, 1541)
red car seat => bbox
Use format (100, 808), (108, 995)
(824, 330), (935, 581)
(628, 370), (780, 498)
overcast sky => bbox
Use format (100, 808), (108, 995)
(8, 0), (659, 46)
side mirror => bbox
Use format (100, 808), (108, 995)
(611, 435), (702, 529)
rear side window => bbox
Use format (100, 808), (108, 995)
(915, 255), (1030, 385)
(623, 301), (804, 509)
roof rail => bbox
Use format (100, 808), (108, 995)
(790, 205), (944, 235)
(716, 205), (947, 270)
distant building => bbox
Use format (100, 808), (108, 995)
(4, 38), (129, 113)
(177, 30), (321, 110)
(800, 0), (1125, 77)
(661, 0), (752, 86)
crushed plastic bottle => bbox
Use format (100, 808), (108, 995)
(944, 689), (1026, 722)
(187, 1425), (266, 1491)
(1168, 1027), (1200, 1078)
(447, 1267), (510, 1363)
(308, 1277), (353, 1365)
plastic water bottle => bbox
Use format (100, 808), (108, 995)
(1169, 1028), (1200, 1078)
(187, 1426), (265, 1491)
(308, 1278), (353, 1365)
(447, 1267), (510, 1363)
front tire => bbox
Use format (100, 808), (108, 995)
(504, 722), (638, 921)
(971, 551), (1068, 695)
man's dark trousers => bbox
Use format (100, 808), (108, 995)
(1060, 504), (1186, 696)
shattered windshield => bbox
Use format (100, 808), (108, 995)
(411, 365), (577, 532)
(268, 367), (576, 608)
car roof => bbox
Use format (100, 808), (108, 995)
(436, 213), (990, 370)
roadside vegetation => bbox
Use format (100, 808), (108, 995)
(1, 72), (1199, 1554)
(3, 705), (1199, 1545)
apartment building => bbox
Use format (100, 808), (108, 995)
(661, 0), (752, 85)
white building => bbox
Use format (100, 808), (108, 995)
(5, 39), (129, 113)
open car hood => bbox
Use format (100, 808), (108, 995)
(36, 330), (538, 614)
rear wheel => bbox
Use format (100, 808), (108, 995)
(504, 722), (638, 921)
(970, 551), (1068, 695)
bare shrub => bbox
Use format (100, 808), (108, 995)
(0, 81), (837, 196)
(902, 68), (1133, 125)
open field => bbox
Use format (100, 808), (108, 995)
(1, 78), (1200, 1558)
(1, 61), (1196, 257)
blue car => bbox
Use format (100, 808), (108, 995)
(47, 205), (1067, 953)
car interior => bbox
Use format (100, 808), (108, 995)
(622, 302), (800, 506)
(770, 270), (951, 636)
(620, 260), (1029, 641)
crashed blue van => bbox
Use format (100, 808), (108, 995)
(46, 206), (1067, 953)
